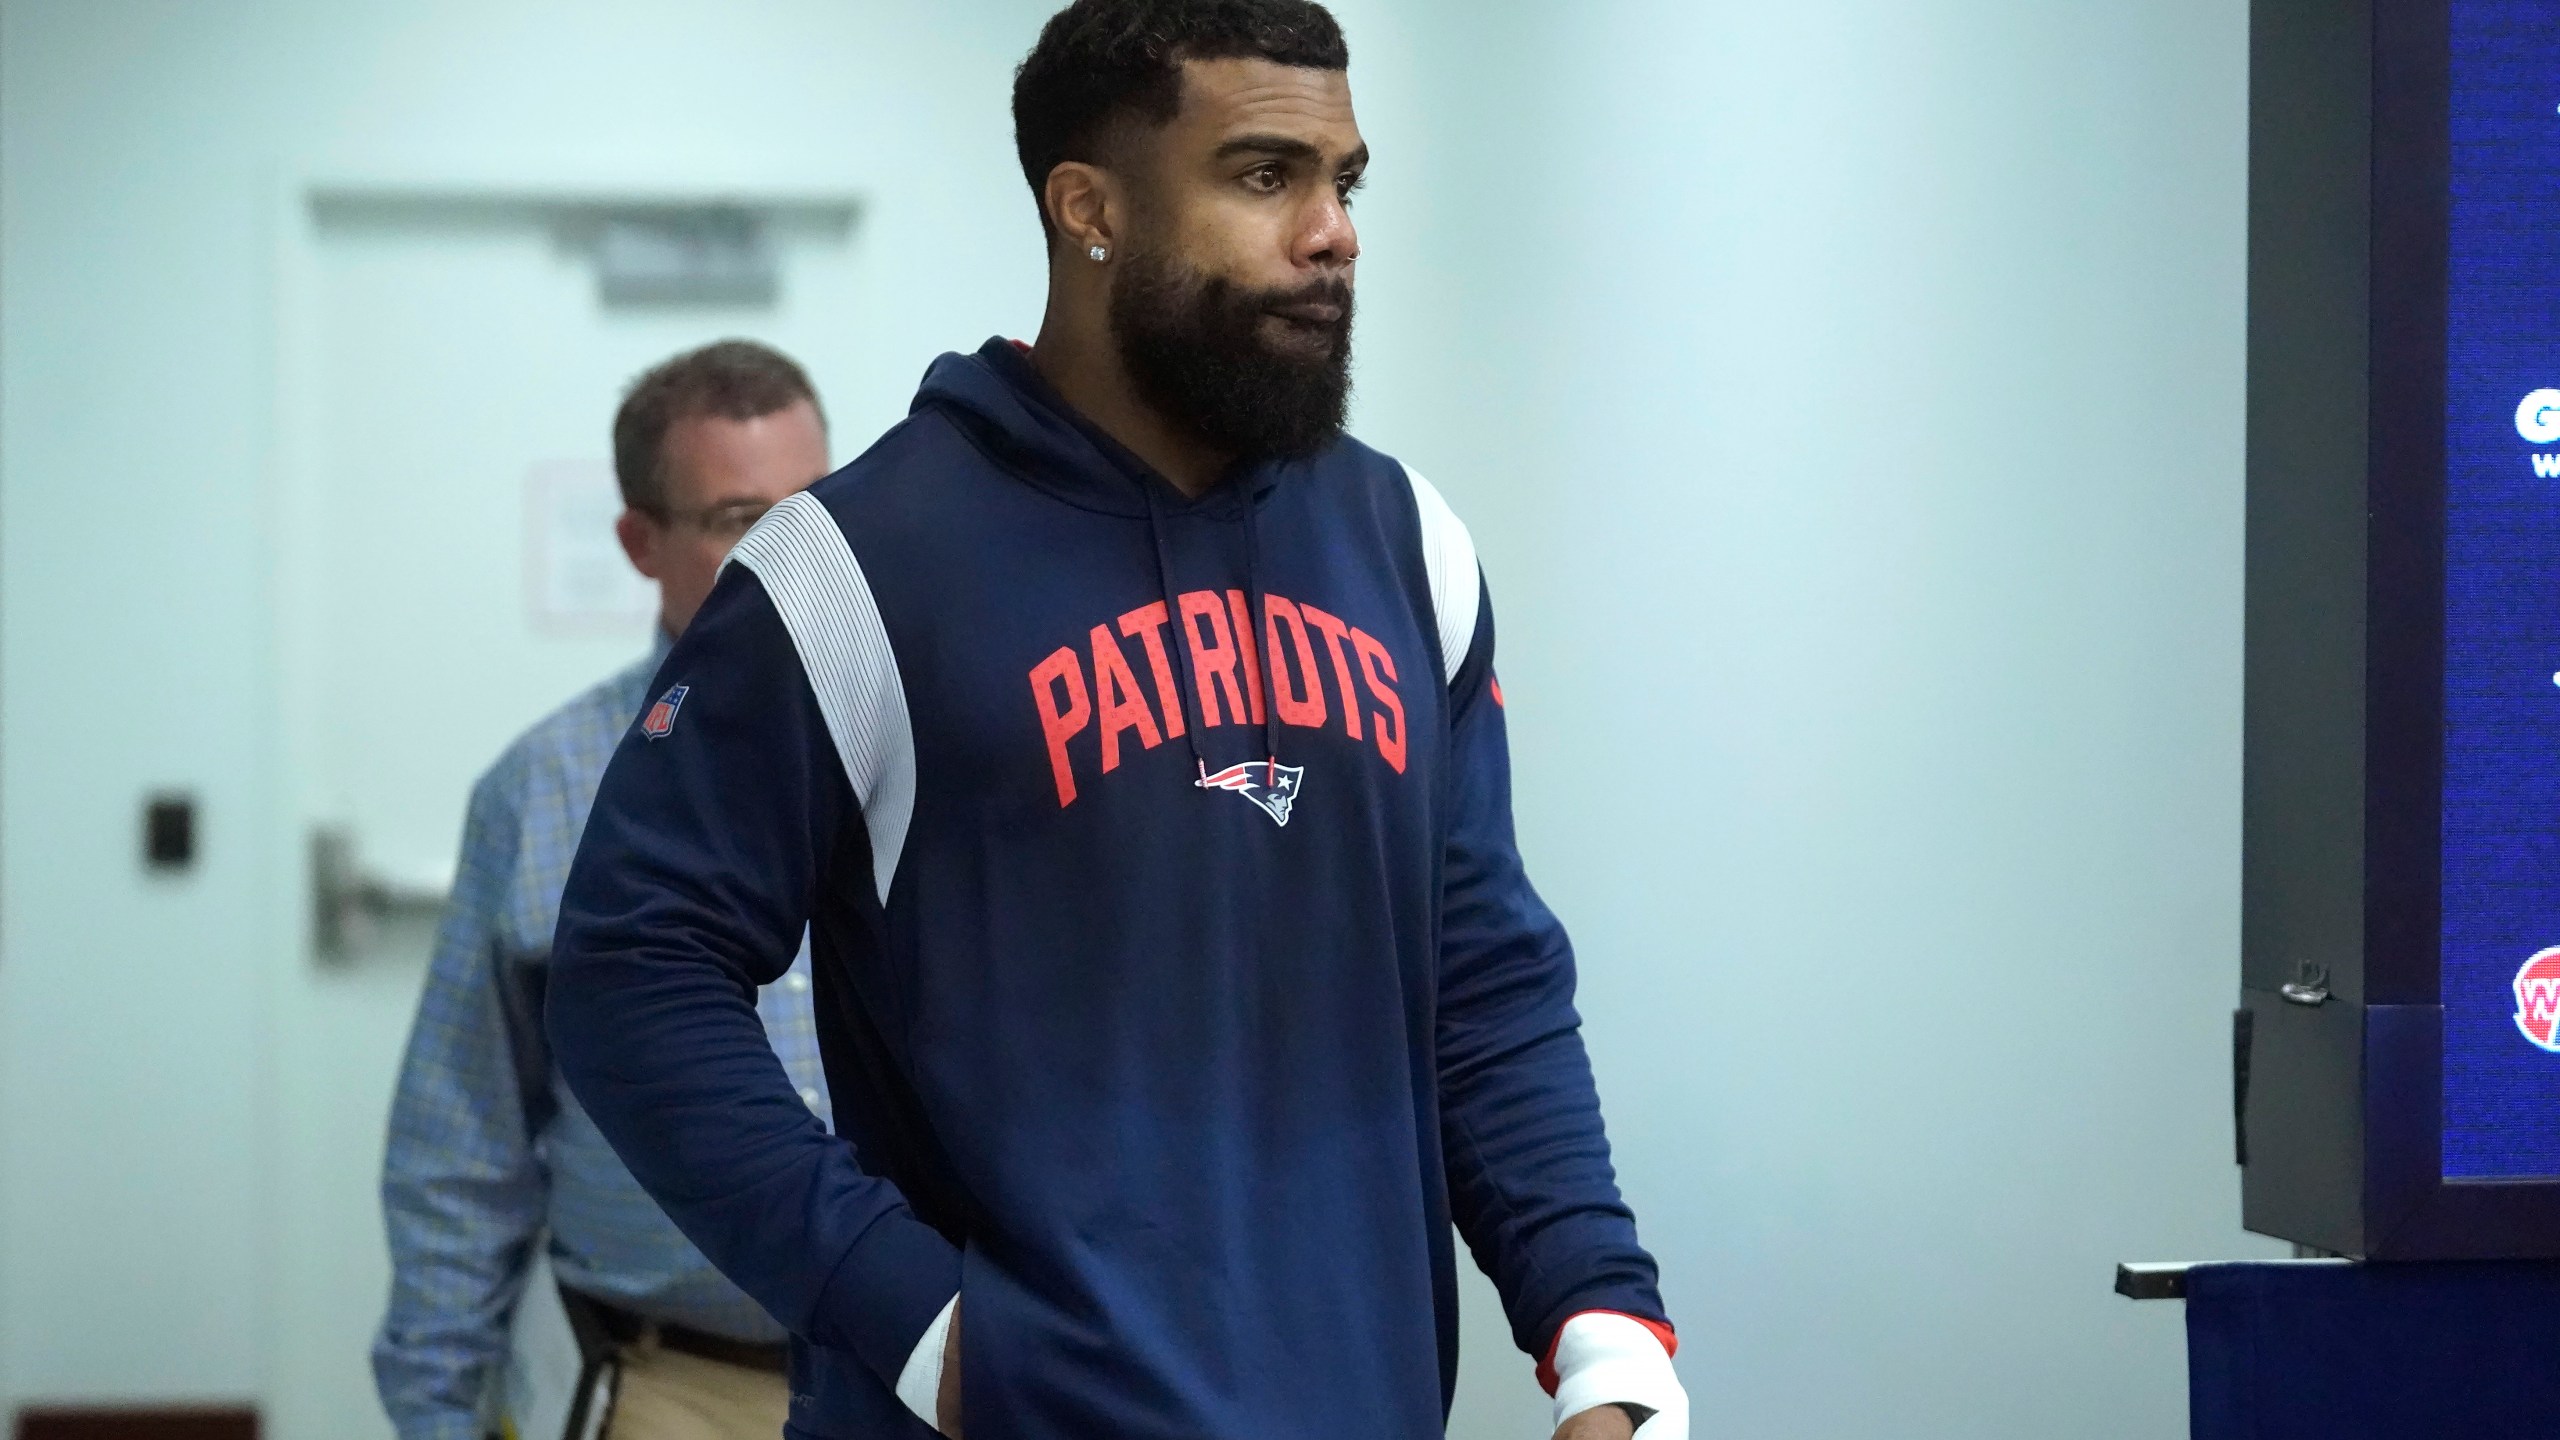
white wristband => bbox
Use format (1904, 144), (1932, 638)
(894, 1294), (960, 1430)
(1551, 1312), (1688, 1438)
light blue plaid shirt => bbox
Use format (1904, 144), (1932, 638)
(372, 640), (832, 1440)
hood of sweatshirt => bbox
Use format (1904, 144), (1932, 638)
(908, 336), (1284, 521)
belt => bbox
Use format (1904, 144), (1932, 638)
(582, 1295), (792, 1376)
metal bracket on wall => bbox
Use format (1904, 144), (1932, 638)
(310, 824), (450, 964)
(2115, 1256), (2354, 1300)
(2115, 1262), (2194, 1300)
(2279, 961), (2332, 1006)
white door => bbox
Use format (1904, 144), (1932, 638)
(265, 183), (862, 1440)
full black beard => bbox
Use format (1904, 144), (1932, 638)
(1110, 248), (1353, 464)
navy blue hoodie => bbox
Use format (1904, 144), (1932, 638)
(548, 339), (1668, 1438)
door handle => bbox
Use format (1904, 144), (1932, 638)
(311, 824), (451, 963)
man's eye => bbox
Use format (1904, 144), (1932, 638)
(1336, 174), (1363, 204)
(1245, 164), (1285, 192)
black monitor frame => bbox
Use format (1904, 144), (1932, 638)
(2243, 0), (2560, 1258)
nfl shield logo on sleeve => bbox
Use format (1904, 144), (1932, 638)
(642, 684), (689, 740)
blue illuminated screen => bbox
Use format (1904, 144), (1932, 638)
(2443, 0), (2560, 1180)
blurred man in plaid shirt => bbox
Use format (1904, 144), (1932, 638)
(374, 341), (834, 1440)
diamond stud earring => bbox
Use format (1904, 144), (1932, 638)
(1089, 244), (1109, 262)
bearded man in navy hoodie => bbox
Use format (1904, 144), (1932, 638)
(546, 3), (1686, 1436)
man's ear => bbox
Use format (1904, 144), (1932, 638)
(615, 508), (664, 581)
(1044, 161), (1120, 260)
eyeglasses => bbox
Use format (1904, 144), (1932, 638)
(652, 499), (774, 542)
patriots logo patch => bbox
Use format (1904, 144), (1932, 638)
(1195, 760), (1306, 827)
(641, 684), (689, 740)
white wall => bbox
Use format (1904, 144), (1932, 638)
(2, 2), (2271, 1437)
(1349, 2), (2283, 1437)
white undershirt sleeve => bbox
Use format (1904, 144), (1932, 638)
(893, 1294), (959, 1431)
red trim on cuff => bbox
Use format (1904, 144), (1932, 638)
(1535, 1309), (1680, 1396)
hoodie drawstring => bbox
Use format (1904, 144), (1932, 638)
(1241, 499), (1282, 786)
(1143, 482), (1283, 792)
(1142, 484), (1213, 785)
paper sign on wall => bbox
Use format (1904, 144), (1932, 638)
(525, 459), (654, 632)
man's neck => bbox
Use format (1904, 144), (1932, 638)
(1027, 312), (1230, 499)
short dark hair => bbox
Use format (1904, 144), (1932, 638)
(1012, 0), (1348, 244)
(611, 339), (823, 514)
